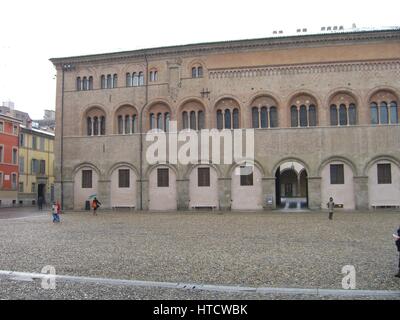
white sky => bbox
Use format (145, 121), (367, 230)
(0, 0), (399, 119)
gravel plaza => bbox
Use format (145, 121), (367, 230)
(0, 208), (399, 300)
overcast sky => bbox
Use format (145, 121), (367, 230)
(0, 0), (399, 119)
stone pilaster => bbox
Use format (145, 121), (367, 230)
(262, 177), (276, 209)
(218, 178), (231, 210)
(138, 179), (149, 211)
(98, 180), (110, 209)
(353, 176), (369, 210)
(177, 179), (190, 210)
(307, 177), (322, 210)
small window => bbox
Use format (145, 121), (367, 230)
(0, 145), (3, 162)
(76, 77), (82, 91)
(12, 148), (17, 165)
(377, 163), (391, 184)
(31, 182), (36, 193)
(157, 168), (169, 187)
(330, 164), (344, 184)
(19, 156), (24, 173)
(20, 133), (24, 146)
(138, 72), (144, 86)
(118, 169), (130, 188)
(88, 76), (93, 90)
(32, 136), (37, 150)
(197, 66), (203, 77)
(101, 75), (106, 89)
(11, 174), (17, 189)
(126, 73), (132, 87)
(330, 105), (338, 126)
(113, 74), (118, 88)
(198, 168), (210, 187)
(40, 160), (46, 175)
(19, 182), (24, 193)
(82, 170), (93, 188)
(0, 121), (3, 132)
(240, 166), (254, 186)
(13, 125), (18, 135)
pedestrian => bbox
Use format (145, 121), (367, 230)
(92, 197), (101, 215)
(51, 202), (60, 223)
(56, 201), (61, 215)
(327, 197), (334, 220)
(394, 226), (400, 278)
(38, 196), (43, 211)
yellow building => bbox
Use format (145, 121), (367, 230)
(18, 125), (55, 206)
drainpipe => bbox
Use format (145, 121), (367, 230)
(60, 65), (65, 210)
(139, 54), (149, 210)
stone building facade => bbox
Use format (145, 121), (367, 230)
(50, 28), (400, 211)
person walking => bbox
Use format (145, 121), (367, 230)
(92, 197), (101, 216)
(394, 226), (400, 278)
(327, 197), (334, 220)
(51, 202), (60, 223)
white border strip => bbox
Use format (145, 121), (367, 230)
(0, 270), (399, 298)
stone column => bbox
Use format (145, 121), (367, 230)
(177, 179), (190, 210)
(354, 176), (369, 210)
(307, 176), (322, 210)
(262, 177), (276, 209)
(218, 178), (231, 210)
(98, 180), (110, 209)
(138, 179), (149, 211)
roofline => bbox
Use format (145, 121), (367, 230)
(50, 27), (400, 66)
(0, 114), (23, 123)
(20, 125), (55, 138)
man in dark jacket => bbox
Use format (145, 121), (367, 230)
(395, 226), (400, 278)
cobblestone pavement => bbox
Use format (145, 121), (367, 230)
(0, 206), (48, 219)
(0, 210), (399, 299)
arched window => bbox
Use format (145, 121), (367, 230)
(198, 111), (205, 130)
(291, 106), (298, 127)
(82, 77), (88, 91)
(224, 109), (231, 129)
(217, 110), (223, 130)
(192, 67), (197, 78)
(233, 108), (239, 129)
(190, 111), (196, 130)
(132, 115), (137, 133)
(87, 117), (92, 136)
(150, 113), (155, 129)
(299, 105), (307, 127)
(76, 77), (82, 91)
(132, 73), (138, 86)
(157, 113), (163, 130)
(390, 101), (398, 124)
(270, 107), (278, 128)
(138, 72), (144, 86)
(118, 115), (123, 134)
(125, 115), (130, 134)
(349, 104), (356, 125)
(126, 73), (132, 87)
(165, 113), (170, 132)
(252, 107), (259, 128)
(154, 71), (158, 81)
(197, 66), (203, 77)
(93, 117), (99, 135)
(380, 102), (388, 124)
(113, 74), (118, 88)
(101, 75), (106, 89)
(106, 74), (112, 89)
(149, 71), (153, 82)
(100, 116), (106, 135)
(88, 76), (93, 90)
(330, 105), (338, 126)
(308, 105), (317, 127)
(370, 102), (378, 124)
(260, 107), (268, 128)
(339, 104), (347, 126)
(182, 111), (189, 129)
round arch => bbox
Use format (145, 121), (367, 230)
(227, 159), (266, 179)
(318, 156), (358, 176)
(80, 104), (108, 136)
(366, 86), (400, 104)
(183, 163), (223, 180)
(145, 163), (179, 180)
(363, 155), (400, 176)
(72, 162), (101, 179)
(107, 162), (139, 180)
(271, 157), (312, 177)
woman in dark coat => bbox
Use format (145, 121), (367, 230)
(92, 197), (101, 216)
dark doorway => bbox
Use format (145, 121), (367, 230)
(38, 184), (46, 205)
(275, 162), (308, 210)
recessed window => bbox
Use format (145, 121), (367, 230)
(198, 168), (210, 187)
(240, 166), (254, 186)
(12, 148), (17, 165)
(0, 145), (3, 162)
(82, 170), (93, 188)
(0, 121), (4, 132)
(118, 169), (130, 188)
(191, 66), (203, 78)
(330, 164), (344, 184)
(377, 163), (391, 184)
(157, 168), (169, 187)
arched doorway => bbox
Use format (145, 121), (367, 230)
(275, 161), (308, 210)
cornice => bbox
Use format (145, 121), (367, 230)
(50, 29), (400, 67)
(209, 59), (400, 79)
